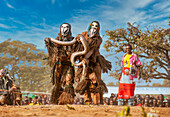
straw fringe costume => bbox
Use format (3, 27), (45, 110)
(75, 21), (112, 104)
(45, 23), (75, 104)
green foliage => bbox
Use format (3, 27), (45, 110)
(86, 102), (90, 105)
(117, 105), (132, 117)
(141, 106), (147, 117)
(66, 105), (76, 110)
(124, 105), (131, 116)
(0, 39), (51, 92)
(117, 109), (124, 117)
(104, 22), (170, 80)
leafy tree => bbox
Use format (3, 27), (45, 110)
(104, 21), (170, 81)
(107, 82), (114, 86)
(115, 82), (119, 86)
(152, 83), (162, 87)
(162, 79), (170, 87)
(0, 39), (51, 92)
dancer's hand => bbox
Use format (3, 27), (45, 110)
(76, 36), (81, 43)
(137, 75), (141, 80)
(82, 59), (86, 64)
(44, 37), (51, 44)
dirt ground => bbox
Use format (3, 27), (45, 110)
(0, 105), (169, 117)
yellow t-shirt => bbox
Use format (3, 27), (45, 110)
(29, 103), (33, 105)
(124, 54), (132, 68)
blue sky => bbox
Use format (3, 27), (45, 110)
(0, 0), (169, 84)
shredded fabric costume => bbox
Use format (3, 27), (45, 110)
(0, 69), (16, 105)
(74, 31), (112, 82)
(74, 21), (112, 104)
(45, 24), (75, 104)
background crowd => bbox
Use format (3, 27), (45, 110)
(22, 95), (51, 105)
(22, 93), (169, 107)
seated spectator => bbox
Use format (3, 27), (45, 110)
(141, 96), (145, 105)
(105, 98), (110, 105)
(110, 93), (115, 99)
(158, 100), (164, 107)
(24, 96), (29, 105)
(136, 97), (141, 105)
(42, 98), (45, 105)
(135, 94), (141, 99)
(137, 99), (142, 106)
(159, 94), (164, 102)
(79, 98), (84, 105)
(145, 94), (150, 100)
(38, 96), (42, 105)
(149, 99), (153, 107)
(155, 95), (158, 99)
(33, 96), (39, 105)
(150, 96), (154, 99)
(73, 97), (79, 105)
(103, 97), (110, 105)
(133, 99), (137, 106)
(109, 98), (114, 105)
(73, 99), (77, 105)
(158, 94), (164, 107)
(163, 98), (169, 107)
(153, 99), (157, 107)
(144, 99), (149, 107)
(28, 97), (33, 105)
(113, 96), (118, 105)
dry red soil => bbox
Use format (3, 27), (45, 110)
(0, 105), (169, 117)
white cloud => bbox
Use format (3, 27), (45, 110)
(9, 17), (26, 25)
(68, 0), (169, 36)
(125, 0), (154, 8)
(151, 19), (169, 28)
(52, 0), (62, 7)
(0, 23), (10, 29)
(80, 0), (88, 2)
(51, 0), (55, 4)
(0, 18), (5, 20)
(0, 21), (59, 49)
(0, 23), (17, 29)
(1, 0), (169, 50)
(6, 2), (14, 9)
(64, 0), (169, 52)
(153, 0), (170, 11)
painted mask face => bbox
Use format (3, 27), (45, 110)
(89, 22), (99, 38)
(0, 69), (6, 77)
(60, 24), (70, 37)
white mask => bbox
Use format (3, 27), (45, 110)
(60, 24), (70, 37)
(89, 22), (99, 38)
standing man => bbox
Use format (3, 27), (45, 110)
(118, 44), (141, 106)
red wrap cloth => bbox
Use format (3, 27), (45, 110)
(118, 83), (135, 99)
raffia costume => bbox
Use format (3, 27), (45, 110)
(75, 21), (112, 104)
(45, 24), (75, 104)
(0, 69), (18, 105)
